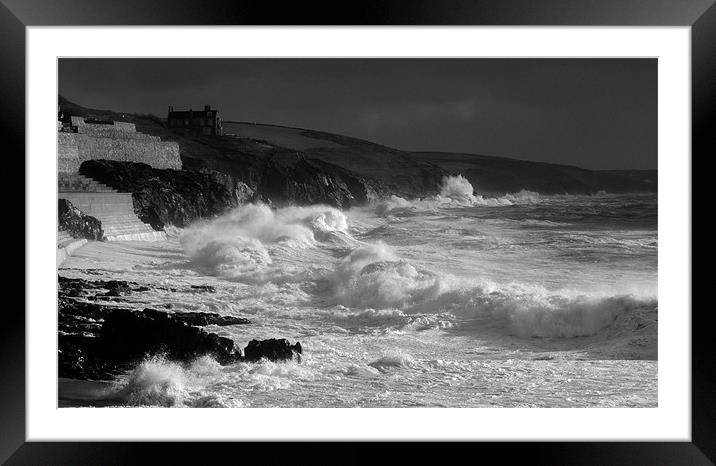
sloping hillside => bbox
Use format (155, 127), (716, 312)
(223, 122), (449, 197)
(223, 122), (656, 196)
(59, 96), (656, 201)
(411, 152), (657, 195)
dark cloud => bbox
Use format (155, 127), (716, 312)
(59, 58), (656, 170)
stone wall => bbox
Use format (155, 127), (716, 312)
(77, 126), (160, 140)
(59, 117), (182, 171)
(58, 133), (81, 173)
(109, 121), (136, 132)
(71, 118), (135, 132)
(73, 134), (182, 170)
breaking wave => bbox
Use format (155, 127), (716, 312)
(368, 351), (417, 371)
(180, 203), (353, 283)
(103, 355), (241, 408)
(173, 190), (654, 341)
(330, 242), (656, 339)
(375, 175), (540, 215)
(102, 353), (320, 407)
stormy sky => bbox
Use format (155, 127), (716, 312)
(59, 58), (656, 170)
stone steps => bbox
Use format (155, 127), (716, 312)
(58, 175), (165, 242)
(102, 225), (157, 236)
(57, 193), (136, 218)
(59, 173), (117, 193)
(104, 231), (167, 242)
(58, 229), (72, 244)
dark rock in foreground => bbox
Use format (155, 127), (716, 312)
(101, 308), (243, 365)
(58, 199), (104, 241)
(58, 278), (299, 380)
(244, 338), (302, 362)
(174, 311), (250, 327)
(59, 277), (137, 299)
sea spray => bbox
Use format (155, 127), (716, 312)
(437, 174), (478, 203)
(368, 350), (417, 372)
(332, 242), (448, 309)
(61, 191), (657, 407)
(329, 241), (655, 339)
(375, 175), (540, 216)
(106, 355), (223, 407)
(180, 203), (353, 283)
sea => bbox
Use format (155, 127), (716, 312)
(59, 176), (658, 408)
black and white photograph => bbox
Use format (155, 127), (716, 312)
(56, 58), (658, 409)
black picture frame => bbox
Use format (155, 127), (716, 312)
(3, 0), (713, 463)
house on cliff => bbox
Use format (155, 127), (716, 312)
(167, 105), (222, 136)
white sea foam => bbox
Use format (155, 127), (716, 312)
(179, 203), (352, 283)
(60, 189), (658, 408)
(328, 240), (655, 339)
(106, 355), (226, 407)
(375, 175), (540, 216)
(437, 174), (479, 204)
(103, 353), (321, 407)
(332, 242), (448, 309)
(368, 350), (417, 371)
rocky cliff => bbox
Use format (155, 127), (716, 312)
(58, 198), (104, 240)
(411, 152), (658, 195)
(79, 160), (255, 229)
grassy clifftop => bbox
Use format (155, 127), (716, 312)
(223, 121), (656, 196)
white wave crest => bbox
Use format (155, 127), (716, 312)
(503, 189), (541, 203)
(330, 241), (655, 339)
(437, 174), (478, 203)
(375, 195), (417, 216)
(180, 203), (352, 283)
(105, 355), (229, 407)
(332, 242), (448, 309)
(368, 350), (417, 371)
(375, 175), (540, 216)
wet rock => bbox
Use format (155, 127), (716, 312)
(243, 338), (303, 362)
(58, 199), (104, 241)
(172, 311), (250, 327)
(58, 300), (246, 379)
(100, 308), (243, 365)
(58, 300), (127, 380)
(59, 277), (135, 298)
(58, 337), (130, 381)
(66, 288), (85, 297)
(105, 280), (132, 294)
(58, 277), (298, 381)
